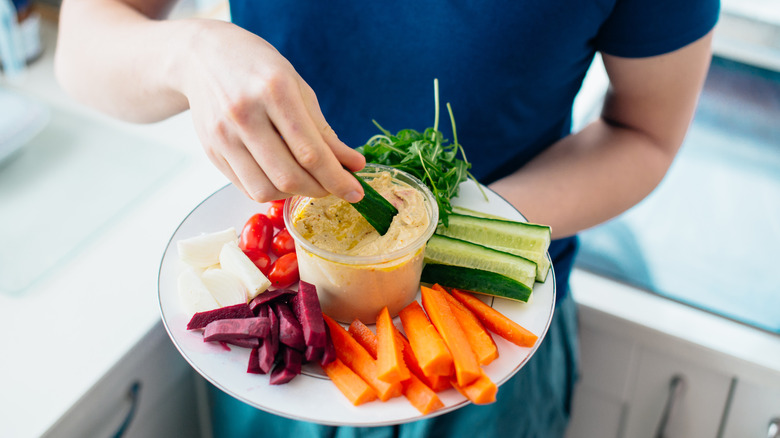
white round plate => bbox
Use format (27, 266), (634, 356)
(158, 180), (555, 426)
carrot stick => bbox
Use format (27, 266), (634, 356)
(402, 374), (445, 414)
(346, 317), (444, 413)
(394, 327), (451, 392)
(321, 358), (378, 406)
(433, 284), (499, 366)
(450, 370), (497, 405)
(398, 300), (454, 377)
(451, 289), (538, 347)
(376, 306), (411, 383)
(323, 314), (402, 401)
(348, 319), (377, 358)
(420, 286), (481, 387)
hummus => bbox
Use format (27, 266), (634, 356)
(286, 168), (437, 323)
(293, 171), (430, 256)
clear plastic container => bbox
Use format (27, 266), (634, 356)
(284, 164), (438, 323)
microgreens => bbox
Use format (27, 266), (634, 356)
(356, 79), (485, 226)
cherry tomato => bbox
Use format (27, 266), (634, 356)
(271, 228), (296, 257)
(239, 213), (274, 254)
(267, 201), (286, 230)
(268, 252), (299, 288)
(243, 248), (272, 276)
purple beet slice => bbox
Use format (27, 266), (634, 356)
(247, 347), (263, 374)
(256, 339), (276, 374)
(304, 345), (323, 363)
(272, 301), (305, 351)
(256, 303), (270, 319)
(227, 337), (261, 349)
(319, 322), (337, 366)
(290, 280), (326, 349)
(257, 306), (280, 373)
(249, 289), (297, 314)
(202, 317), (270, 343)
(269, 346), (302, 385)
(186, 303), (254, 330)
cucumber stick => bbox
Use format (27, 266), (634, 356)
(451, 206), (507, 220)
(350, 173), (398, 236)
(424, 234), (536, 290)
(420, 264), (532, 302)
(436, 213), (552, 282)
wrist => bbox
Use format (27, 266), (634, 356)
(154, 18), (208, 109)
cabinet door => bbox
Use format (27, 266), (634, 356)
(567, 387), (626, 438)
(42, 322), (203, 438)
(566, 323), (637, 438)
(622, 347), (732, 438)
(721, 378), (780, 438)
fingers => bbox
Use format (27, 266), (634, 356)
(261, 80), (365, 203)
(201, 126), (291, 201)
(301, 85), (366, 173)
(241, 116), (332, 200)
(192, 56), (365, 204)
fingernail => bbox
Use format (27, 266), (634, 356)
(344, 190), (363, 203)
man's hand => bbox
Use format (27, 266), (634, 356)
(180, 20), (366, 202)
(56, 0), (365, 203)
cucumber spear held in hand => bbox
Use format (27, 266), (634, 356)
(349, 172), (399, 236)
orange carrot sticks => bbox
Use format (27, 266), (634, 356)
(346, 316), (443, 414)
(433, 284), (499, 366)
(395, 327), (451, 392)
(420, 286), (481, 387)
(398, 300), (454, 377)
(348, 319), (378, 358)
(322, 358), (378, 406)
(323, 314), (402, 401)
(450, 370), (497, 405)
(402, 374), (445, 415)
(376, 306), (411, 383)
(451, 289), (538, 348)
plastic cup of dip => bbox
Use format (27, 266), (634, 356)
(284, 164), (438, 323)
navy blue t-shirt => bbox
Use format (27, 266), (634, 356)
(229, 0), (719, 297)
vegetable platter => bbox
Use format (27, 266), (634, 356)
(157, 180), (555, 426)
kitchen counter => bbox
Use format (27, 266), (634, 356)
(0, 21), (228, 438)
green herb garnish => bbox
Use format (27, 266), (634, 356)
(356, 79), (485, 226)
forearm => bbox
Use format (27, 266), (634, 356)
(58, 0), (367, 202)
(489, 118), (679, 239)
(55, 0), (191, 122)
(491, 33), (712, 239)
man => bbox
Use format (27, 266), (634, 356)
(55, 1), (718, 436)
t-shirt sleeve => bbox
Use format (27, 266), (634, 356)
(594, 0), (720, 58)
